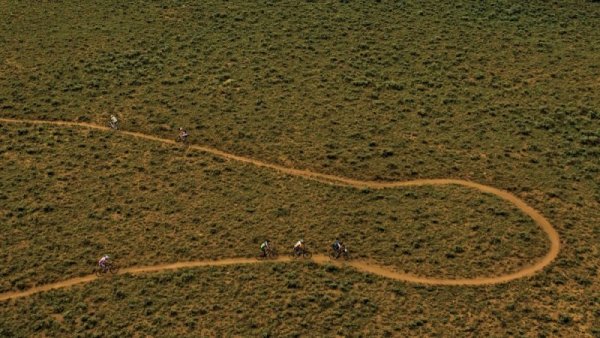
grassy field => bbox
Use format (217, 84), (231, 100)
(0, 0), (598, 186)
(0, 263), (596, 337)
(0, 123), (550, 293)
(0, 0), (598, 336)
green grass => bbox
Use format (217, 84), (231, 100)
(0, 0), (598, 336)
(0, 263), (596, 337)
(0, 123), (550, 292)
(0, 0), (598, 189)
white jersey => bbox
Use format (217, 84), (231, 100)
(294, 241), (303, 249)
(99, 256), (109, 265)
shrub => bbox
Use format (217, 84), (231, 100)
(384, 81), (404, 91)
(558, 314), (572, 325)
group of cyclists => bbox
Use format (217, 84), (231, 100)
(97, 239), (349, 274)
(97, 115), (349, 274)
(259, 239), (349, 259)
(108, 115), (189, 143)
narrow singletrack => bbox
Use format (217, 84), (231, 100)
(0, 118), (561, 300)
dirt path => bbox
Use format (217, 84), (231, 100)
(0, 118), (561, 299)
(0, 257), (291, 302)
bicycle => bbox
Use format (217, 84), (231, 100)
(108, 121), (119, 130)
(175, 134), (189, 145)
(289, 247), (312, 259)
(257, 247), (278, 260)
(94, 261), (119, 276)
(329, 246), (351, 260)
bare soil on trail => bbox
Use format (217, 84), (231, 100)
(0, 118), (561, 300)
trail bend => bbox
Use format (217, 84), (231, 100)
(0, 117), (560, 297)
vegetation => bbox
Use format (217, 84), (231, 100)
(0, 123), (549, 292)
(0, 0), (598, 336)
(0, 263), (596, 337)
(0, 0), (598, 190)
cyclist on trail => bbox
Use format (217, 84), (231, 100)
(109, 115), (118, 129)
(98, 255), (110, 271)
(178, 127), (189, 142)
(260, 240), (270, 257)
(293, 239), (305, 255)
(331, 239), (348, 258)
(332, 239), (342, 253)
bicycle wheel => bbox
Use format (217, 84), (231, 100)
(269, 249), (278, 259)
(94, 267), (103, 277)
(109, 263), (119, 274)
(342, 251), (351, 260)
(303, 251), (313, 259)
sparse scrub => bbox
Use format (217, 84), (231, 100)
(0, 0), (598, 336)
(0, 263), (592, 336)
(0, 123), (552, 292)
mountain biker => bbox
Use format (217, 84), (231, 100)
(293, 239), (305, 255)
(109, 115), (118, 129)
(98, 255), (110, 271)
(178, 127), (189, 142)
(260, 240), (270, 257)
(332, 239), (342, 253)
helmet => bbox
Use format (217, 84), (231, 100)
(179, 127), (183, 131)
(105, 255), (110, 259)
(300, 239), (304, 243)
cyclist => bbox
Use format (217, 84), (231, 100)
(332, 239), (345, 257)
(260, 240), (270, 257)
(178, 127), (189, 142)
(98, 255), (111, 272)
(293, 239), (305, 255)
(109, 115), (118, 129)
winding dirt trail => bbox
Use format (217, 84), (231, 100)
(0, 118), (561, 300)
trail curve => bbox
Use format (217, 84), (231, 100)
(0, 118), (560, 296)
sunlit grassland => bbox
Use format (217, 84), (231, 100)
(0, 123), (550, 292)
(0, 263), (590, 337)
(0, 0), (598, 336)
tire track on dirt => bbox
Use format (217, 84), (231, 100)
(0, 118), (560, 298)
